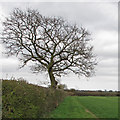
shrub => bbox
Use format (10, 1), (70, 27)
(65, 89), (119, 96)
(2, 80), (67, 118)
(57, 84), (67, 90)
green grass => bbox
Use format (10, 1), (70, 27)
(77, 96), (118, 118)
(49, 96), (118, 118)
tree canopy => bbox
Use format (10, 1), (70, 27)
(2, 8), (97, 88)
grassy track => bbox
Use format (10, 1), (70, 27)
(77, 96), (118, 118)
(49, 96), (118, 118)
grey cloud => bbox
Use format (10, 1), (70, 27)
(96, 48), (118, 59)
(0, 2), (118, 90)
(0, 57), (19, 72)
(36, 2), (117, 32)
(100, 58), (118, 67)
(92, 30), (118, 59)
(61, 74), (118, 90)
(96, 67), (118, 76)
(0, 2), (117, 31)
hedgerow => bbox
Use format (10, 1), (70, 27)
(2, 79), (66, 118)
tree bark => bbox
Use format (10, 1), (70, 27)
(48, 69), (58, 89)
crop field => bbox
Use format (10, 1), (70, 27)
(49, 96), (118, 118)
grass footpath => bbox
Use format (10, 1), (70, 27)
(49, 96), (118, 118)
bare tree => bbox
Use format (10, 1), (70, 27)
(2, 8), (97, 89)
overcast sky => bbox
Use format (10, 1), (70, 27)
(0, 1), (118, 91)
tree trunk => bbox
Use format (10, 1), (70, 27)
(48, 69), (58, 89)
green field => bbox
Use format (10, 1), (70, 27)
(49, 96), (118, 118)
